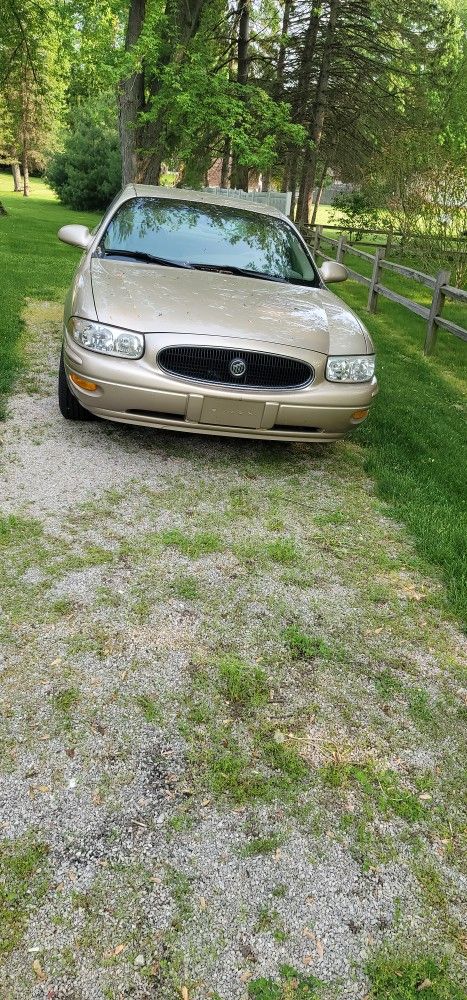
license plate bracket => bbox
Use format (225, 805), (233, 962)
(199, 397), (265, 429)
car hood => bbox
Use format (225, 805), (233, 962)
(90, 258), (371, 355)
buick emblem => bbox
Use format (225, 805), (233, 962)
(230, 357), (246, 378)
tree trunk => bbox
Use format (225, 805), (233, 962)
(11, 162), (21, 192)
(310, 159), (329, 225)
(220, 137), (231, 187)
(231, 0), (250, 190)
(276, 0), (291, 100)
(296, 0), (338, 226)
(261, 170), (271, 192)
(118, 0), (146, 185)
(22, 148), (29, 197)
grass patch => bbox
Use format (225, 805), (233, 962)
(52, 686), (80, 730)
(283, 626), (332, 661)
(366, 952), (466, 999)
(265, 538), (298, 564)
(336, 273), (467, 626)
(0, 835), (49, 956)
(160, 528), (222, 558)
(0, 174), (100, 418)
(134, 694), (162, 724)
(248, 964), (326, 999)
(217, 655), (269, 709)
(241, 834), (283, 856)
(171, 574), (199, 599)
(321, 762), (424, 822)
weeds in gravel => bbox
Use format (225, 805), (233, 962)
(365, 952), (466, 999)
(217, 655), (269, 709)
(283, 626), (333, 661)
(248, 964), (326, 999)
(171, 574), (199, 599)
(135, 694), (162, 724)
(241, 834), (283, 856)
(0, 836), (49, 956)
(160, 528), (223, 558)
(52, 686), (80, 731)
(321, 762), (425, 822)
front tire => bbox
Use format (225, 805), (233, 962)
(58, 350), (95, 421)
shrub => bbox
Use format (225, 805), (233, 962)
(47, 97), (121, 211)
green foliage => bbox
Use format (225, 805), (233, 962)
(331, 191), (381, 235)
(47, 96), (121, 211)
(366, 952), (466, 999)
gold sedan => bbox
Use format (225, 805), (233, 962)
(58, 185), (377, 442)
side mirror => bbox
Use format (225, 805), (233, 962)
(58, 224), (92, 249)
(319, 260), (348, 283)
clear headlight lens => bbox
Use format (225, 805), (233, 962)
(326, 355), (375, 383)
(70, 319), (144, 359)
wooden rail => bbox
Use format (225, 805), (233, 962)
(303, 226), (467, 355)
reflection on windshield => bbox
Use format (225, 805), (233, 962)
(102, 197), (319, 286)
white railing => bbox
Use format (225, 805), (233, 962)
(204, 187), (292, 216)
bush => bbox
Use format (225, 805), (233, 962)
(331, 190), (381, 237)
(47, 98), (121, 211)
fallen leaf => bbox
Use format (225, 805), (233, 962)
(33, 959), (46, 981)
(240, 971), (253, 982)
(37, 785), (51, 794)
(114, 943), (126, 956)
(303, 953), (313, 965)
(303, 927), (315, 940)
(199, 896), (207, 910)
(419, 793), (432, 801)
(417, 979), (432, 991)
(181, 987), (189, 1000)
(316, 939), (324, 959)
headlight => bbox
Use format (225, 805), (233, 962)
(326, 355), (375, 383)
(70, 319), (144, 359)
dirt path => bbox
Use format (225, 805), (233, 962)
(0, 303), (465, 1000)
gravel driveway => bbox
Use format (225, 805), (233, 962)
(0, 302), (465, 999)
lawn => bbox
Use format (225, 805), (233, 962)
(0, 173), (466, 626)
(0, 172), (101, 418)
(327, 250), (467, 627)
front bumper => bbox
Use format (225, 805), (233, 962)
(63, 332), (378, 442)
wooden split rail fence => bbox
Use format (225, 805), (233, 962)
(303, 226), (467, 355)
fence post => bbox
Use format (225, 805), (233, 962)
(385, 231), (392, 258)
(424, 268), (451, 355)
(313, 225), (323, 256)
(367, 246), (385, 313)
(336, 234), (346, 263)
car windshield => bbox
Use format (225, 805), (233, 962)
(101, 197), (319, 287)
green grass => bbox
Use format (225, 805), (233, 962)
(248, 965), (326, 999)
(0, 172), (100, 417)
(217, 654), (269, 709)
(333, 262), (466, 627)
(241, 834), (283, 856)
(366, 953), (466, 999)
(321, 762), (424, 822)
(0, 836), (49, 956)
(283, 626), (332, 661)
(134, 693), (162, 723)
(160, 528), (223, 557)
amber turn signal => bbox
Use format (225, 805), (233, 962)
(351, 408), (369, 421)
(69, 372), (98, 392)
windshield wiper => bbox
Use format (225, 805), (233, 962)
(101, 249), (193, 269)
(188, 262), (288, 283)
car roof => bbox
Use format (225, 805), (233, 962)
(124, 184), (288, 221)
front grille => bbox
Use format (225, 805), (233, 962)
(157, 346), (313, 390)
